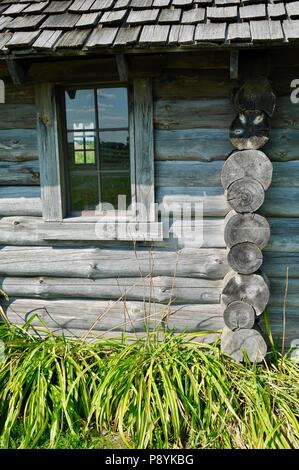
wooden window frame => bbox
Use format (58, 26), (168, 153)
(35, 78), (163, 242)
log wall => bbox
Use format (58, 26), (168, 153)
(0, 50), (298, 346)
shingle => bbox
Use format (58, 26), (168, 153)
(85, 26), (118, 47)
(55, 28), (91, 48)
(114, 25), (141, 45)
(40, 13), (81, 30)
(250, 20), (284, 41)
(158, 9), (181, 24)
(127, 9), (159, 25)
(76, 12), (101, 28)
(181, 8), (205, 24)
(227, 22), (251, 41)
(207, 6), (238, 21)
(195, 22), (226, 41)
(239, 4), (267, 20)
(45, 1), (72, 14)
(32, 29), (62, 49)
(8, 14), (46, 31)
(139, 24), (170, 44)
(100, 9), (127, 24)
(286, 2), (299, 19)
(283, 19), (299, 40)
(268, 3), (286, 19)
(6, 30), (40, 48)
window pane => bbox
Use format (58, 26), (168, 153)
(68, 132), (96, 166)
(65, 89), (96, 130)
(98, 88), (128, 129)
(70, 174), (99, 213)
(100, 131), (130, 171)
(100, 173), (131, 210)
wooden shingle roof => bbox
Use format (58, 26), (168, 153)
(0, 0), (297, 54)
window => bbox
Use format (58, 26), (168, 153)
(35, 78), (162, 241)
(64, 87), (132, 216)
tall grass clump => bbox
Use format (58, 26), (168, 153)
(0, 322), (298, 449)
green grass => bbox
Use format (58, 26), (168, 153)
(0, 322), (298, 450)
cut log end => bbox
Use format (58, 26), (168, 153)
(221, 326), (267, 363)
(226, 178), (265, 213)
(221, 272), (270, 316)
(221, 149), (273, 191)
(228, 242), (263, 275)
(223, 301), (256, 331)
(224, 211), (270, 249)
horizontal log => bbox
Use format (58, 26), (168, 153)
(0, 160), (40, 185)
(0, 105), (36, 129)
(155, 128), (299, 162)
(5, 82), (35, 105)
(156, 161), (299, 188)
(157, 187), (299, 218)
(28, 58), (118, 83)
(0, 246), (229, 280)
(153, 70), (232, 99)
(154, 96), (299, 131)
(157, 188), (231, 217)
(164, 51), (230, 70)
(5, 298), (224, 334)
(0, 276), (222, 305)
(154, 98), (234, 130)
(0, 129), (38, 161)
(1, 217), (299, 254)
(263, 253), (299, 278)
(0, 186), (42, 216)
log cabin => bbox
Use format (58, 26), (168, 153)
(0, 0), (298, 360)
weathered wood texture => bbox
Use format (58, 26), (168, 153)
(0, 187), (41, 216)
(224, 212), (270, 250)
(221, 150), (273, 191)
(0, 276), (222, 304)
(228, 242), (263, 275)
(223, 301), (256, 331)
(0, 247), (229, 280)
(5, 298), (224, 334)
(226, 178), (265, 213)
(221, 326), (267, 363)
(222, 272), (270, 316)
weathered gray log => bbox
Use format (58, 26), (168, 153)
(263, 252), (299, 278)
(223, 301), (256, 331)
(0, 160), (40, 185)
(0, 246), (229, 280)
(156, 160), (299, 189)
(221, 326), (267, 363)
(0, 129), (38, 161)
(155, 127), (299, 163)
(154, 96), (299, 132)
(230, 110), (270, 150)
(224, 211), (270, 249)
(5, 298), (224, 334)
(0, 276), (222, 305)
(228, 242), (263, 275)
(158, 187), (299, 218)
(221, 150), (273, 190)
(222, 272), (270, 316)
(0, 105), (36, 129)
(0, 187), (42, 216)
(234, 78), (276, 117)
(226, 178), (265, 213)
